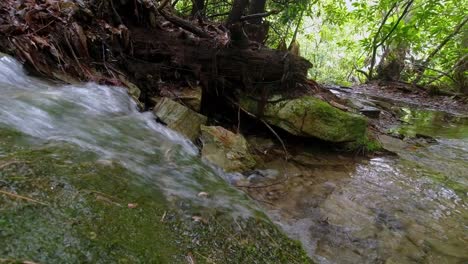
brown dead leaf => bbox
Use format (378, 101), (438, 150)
(186, 252), (196, 264)
(31, 35), (50, 48)
(127, 203), (138, 209)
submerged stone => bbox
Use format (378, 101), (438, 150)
(200, 126), (256, 172)
(153, 97), (207, 141)
(241, 95), (368, 142)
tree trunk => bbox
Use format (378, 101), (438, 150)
(376, 44), (407, 81)
(243, 0), (269, 43)
(413, 16), (468, 85)
(368, 0), (413, 80)
(454, 30), (468, 94)
(248, 0), (267, 24)
(227, 0), (249, 24)
(191, 0), (205, 18)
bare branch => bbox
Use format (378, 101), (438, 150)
(413, 15), (468, 84)
(240, 10), (279, 21)
(158, 9), (210, 38)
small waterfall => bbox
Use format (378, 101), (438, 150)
(0, 55), (253, 216)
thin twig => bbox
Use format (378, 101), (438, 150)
(0, 160), (20, 170)
(31, 18), (56, 34)
(0, 259), (39, 264)
(227, 97), (289, 159)
(0, 189), (48, 206)
(160, 211), (167, 222)
(260, 119), (289, 160)
(240, 10), (279, 21)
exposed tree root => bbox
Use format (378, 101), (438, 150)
(0, 0), (317, 110)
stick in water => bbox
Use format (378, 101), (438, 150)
(0, 190), (48, 206)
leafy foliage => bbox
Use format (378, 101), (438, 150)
(172, 0), (467, 91)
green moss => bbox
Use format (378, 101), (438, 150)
(344, 134), (383, 152)
(0, 128), (312, 263)
(241, 96), (368, 143)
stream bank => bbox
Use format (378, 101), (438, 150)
(0, 56), (312, 263)
(0, 0), (467, 262)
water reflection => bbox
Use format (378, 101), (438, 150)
(395, 107), (468, 139)
(248, 110), (468, 263)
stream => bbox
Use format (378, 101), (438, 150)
(0, 54), (467, 263)
(253, 92), (468, 263)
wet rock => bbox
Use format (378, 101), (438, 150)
(244, 169), (279, 183)
(160, 85), (202, 112)
(117, 74), (144, 109)
(246, 136), (275, 154)
(118, 75), (141, 100)
(200, 126), (256, 172)
(377, 134), (409, 153)
(153, 97), (207, 141)
(360, 107), (381, 118)
(240, 95), (368, 142)
(343, 97), (381, 118)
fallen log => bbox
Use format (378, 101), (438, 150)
(0, 0), (312, 100)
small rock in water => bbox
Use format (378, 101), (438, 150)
(245, 169), (279, 183)
(197, 192), (209, 198)
(191, 215), (207, 223)
(153, 97), (207, 142)
(359, 107), (381, 118)
(200, 126), (256, 172)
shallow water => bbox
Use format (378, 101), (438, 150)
(0, 55), (253, 216)
(252, 103), (468, 263)
(0, 55), (316, 263)
(1, 54), (467, 263)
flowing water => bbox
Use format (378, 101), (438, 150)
(0, 55), (252, 215)
(1, 54), (467, 263)
(251, 102), (468, 263)
(0, 55), (314, 263)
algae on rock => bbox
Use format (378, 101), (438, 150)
(241, 95), (368, 142)
(153, 97), (207, 141)
(200, 125), (256, 172)
(0, 128), (312, 263)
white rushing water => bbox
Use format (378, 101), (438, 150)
(0, 55), (252, 215)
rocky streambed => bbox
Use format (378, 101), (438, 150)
(0, 55), (312, 263)
(1, 52), (467, 264)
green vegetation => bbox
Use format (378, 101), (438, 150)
(174, 0), (467, 92)
(0, 128), (312, 263)
(241, 95), (368, 142)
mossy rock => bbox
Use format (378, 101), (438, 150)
(241, 95), (368, 142)
(153, 97), (207, 142)
(200, 125), (256, 172)
(0, 128), (312, 263)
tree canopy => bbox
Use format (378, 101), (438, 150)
(173, 0), (467, 93)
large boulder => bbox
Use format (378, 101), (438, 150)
(240, 95), (368, 142)
(200, 126), (256, 172)
(153, 97), (207, 141)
